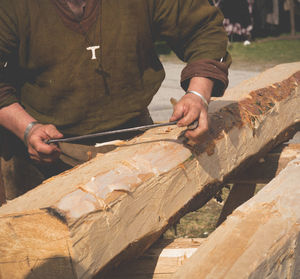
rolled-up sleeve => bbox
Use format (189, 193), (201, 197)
(153, 0), (231, 96)
(0, 0), (19, 109)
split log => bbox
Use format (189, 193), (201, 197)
(0, 62), (300, 278)
(216, 182), (257, 226)
(105, 238), (204, 279)
(106, 135), (300, 279)
(172, 155), (300, 279)
(218, 136), (300, 225)
(228, 142), (300, 184)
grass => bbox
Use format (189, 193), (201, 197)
(228, 35), (300, 70)
(164, 187), (230, 239)
(158, 33), (300, 71)
(164, 184), (266, 239)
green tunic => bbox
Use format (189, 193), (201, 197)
(0, 0), (231, 136)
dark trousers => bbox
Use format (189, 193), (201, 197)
(0, 109), (153, 203)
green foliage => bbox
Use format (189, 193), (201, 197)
(228, 37), (300, 69)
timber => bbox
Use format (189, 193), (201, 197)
(228, 142), (300, 184)
(217, 139), (300, 225)
(104, 133), (300, 279)
(173, 155), (300, 279)
(0, 62), (300, 278)
(105, 238), (204, 279)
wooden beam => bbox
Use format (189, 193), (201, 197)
(216, 182), (256, 226)
(0, 63), (300, 278)
(104, 238), (204, 279)
(173, 155), (300, 279)
(107, 137), (300, 278)
(228, 142), (300, 184)
(219, 134), (300, 226)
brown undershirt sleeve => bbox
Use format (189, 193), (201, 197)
(181, 58), (230, 97)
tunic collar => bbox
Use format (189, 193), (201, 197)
(52, 0), (100, 34)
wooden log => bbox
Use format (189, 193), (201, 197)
(108, 136), (300, 278)
(228, 142), (300, 184)
(0, 62), (300, 278)
(172, 155), (300, 279)
(104, 238), (204, 279)
(216, 182), (256, 226)
(218, 135), (300, 226)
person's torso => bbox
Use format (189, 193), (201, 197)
(13, 0), (164, 135)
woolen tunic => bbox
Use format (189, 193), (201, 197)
(0, 0), (231, 136)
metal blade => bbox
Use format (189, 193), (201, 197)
(46, 121), (178, 144)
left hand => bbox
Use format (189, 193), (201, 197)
(170, 93), (209, 140)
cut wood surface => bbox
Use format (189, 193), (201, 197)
(104, 238), (204, 279)
(0, 62), (300, 278)
(106, 134), (300, 279)
(173, 155), (300, 279)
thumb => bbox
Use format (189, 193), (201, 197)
(170, 104), (184, 122)
(45, 125), (63, 139)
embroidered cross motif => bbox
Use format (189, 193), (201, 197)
(86, 46), (100, 60)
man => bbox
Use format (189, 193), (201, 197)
(0, 0), (231, 200)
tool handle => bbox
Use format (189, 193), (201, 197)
(187, 120), (198, 130)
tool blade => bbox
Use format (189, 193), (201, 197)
(46, 121), (178, 144)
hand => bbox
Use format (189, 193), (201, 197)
(26, 124), (63, 163)
(170, 93), (209, 141)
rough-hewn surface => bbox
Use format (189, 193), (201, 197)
(0, 63), (299, 279)
(104, 238), (204, 279)
(173, 155), (300, 279)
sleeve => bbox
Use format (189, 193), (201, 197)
(0, 0), (19, 109)
(152, 0), (231, 96)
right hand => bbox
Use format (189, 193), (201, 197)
(26, 124), (63, 163)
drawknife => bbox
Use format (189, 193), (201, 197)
(46, 120), (198, 144)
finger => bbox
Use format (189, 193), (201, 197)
(185, 110), (209, 140)
(38, 150), (61, 163)
(177, 108), (199, 127)
(29, 145), (61, 163)
(170, 103), (186, 122)
(30, 135), (61, 156)
(45, 125), (63, 139)
(28, 149), (42, 163)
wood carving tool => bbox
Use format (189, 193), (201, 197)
(46, 120), (198, 144)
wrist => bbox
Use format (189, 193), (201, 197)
(23, 121), (40, 146)
(188, 77), (213, 103)
(186, 90), (209, 108)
